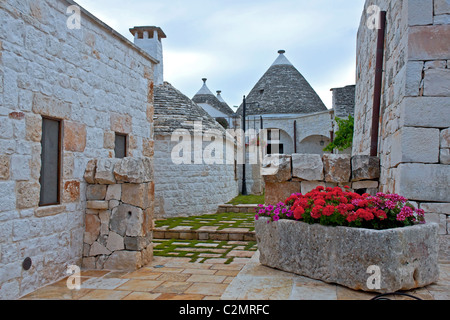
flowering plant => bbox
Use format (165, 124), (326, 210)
(255, 186), (425, 230)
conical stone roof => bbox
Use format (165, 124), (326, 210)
(236, 50), (327, 116)
(192, 79), (235, 116)
(154, 82), (227, 135)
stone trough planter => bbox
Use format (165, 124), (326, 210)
(255, 217), (440, 293)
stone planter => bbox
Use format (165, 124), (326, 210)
(255, 217), (439, 293)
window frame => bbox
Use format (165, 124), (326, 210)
(114, 132), (128, 159)
(39, 116), (63, 207)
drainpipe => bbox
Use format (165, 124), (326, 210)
(370, 11), (387, 157)
(293, 120), (297, 153)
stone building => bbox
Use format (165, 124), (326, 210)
(353, 0), (450, 260)
(330, 85), (356, 154)
(152, 82), (238, 218)
(0, 0), (156, 299)
(130, 27), (239, 218)
(192, 78), (237, 129)
(235, 50), (336, 194)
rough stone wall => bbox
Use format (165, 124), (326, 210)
(262, 154), (380, 205)
(82, 158), (154, 271)
(353, 0), (450, 261)
(0, 0), (155, 299)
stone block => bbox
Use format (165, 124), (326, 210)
(86, 201), (109, 210)
(435, 0), (450, 15)
(420, 202), (450, 215)
(351, 156), (380, 182)
(424, 69), (450, 96)
(114, 157), (153, 183)
(16, 181), (40, 209)
(0, 181), (17, 211)
(25, 113), (42, 142)
(301, 181), (326, 195)
(265, 181), (300, 205)
(63, 180), (80, 203)
(397, 163), (450, 202)
(391, 127), (440, 166)
(400, 97), (450, 128)
(103, 250), (143, 271)
(84, 159), (97, 184)
(261, 154), (292, 183)
(103, 131), (115, 150)
(86, 184), (107, 201)
(64, 121), (86, 152)
(106, 231), (125, 252)
(322, 154), (351, 183)
(352, 180), (379, 190)
(292, 154), (324, 181)
(110, 113), (132, 134)
(32, 92), (71, 119)
(110, 203), (145, 237)
(0, 155), (10, 180)
(89, 241), (111, 256)
(407, 0), (433, 26)
(441, 148), (450, 164)
(95, 159), (119, 185)
(408, 25), (450, 60)
(441, 128), (450, 148)
(121, 183), (153, 209)
(84, 214), (101, 245)
(124, 235), (151, 251)
(105, 184), (121, 201)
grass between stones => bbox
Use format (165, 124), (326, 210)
(154, 212), (256, 232)
(152, 239), (258, 264)
(227, 194), (265, 205)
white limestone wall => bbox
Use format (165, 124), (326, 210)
(154, 134), (238, 218)
(0, 0), (155, 299)
(353, 0), (450, 260)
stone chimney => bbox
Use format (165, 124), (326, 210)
(130, 26), (167, 85)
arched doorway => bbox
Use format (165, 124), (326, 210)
(298, 135), (331, 155)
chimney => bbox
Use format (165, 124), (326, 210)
(130, 26), (167, 85)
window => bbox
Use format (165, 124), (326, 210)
(267, 143), (284, 155)
(115, 133), (127, 158)
(39, 117), (62, 206)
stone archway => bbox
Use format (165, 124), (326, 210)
(298, 135), (331, 155)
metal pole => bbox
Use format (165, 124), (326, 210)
(370, 11), (387, 157)
(241, 96), (248, 195)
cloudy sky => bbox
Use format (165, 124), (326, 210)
(76, 0), (366, 110)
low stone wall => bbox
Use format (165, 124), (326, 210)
(262, 154), (380, 205)
(82, 158), (154, 271)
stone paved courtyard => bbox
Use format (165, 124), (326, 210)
(18, 210), (450, 300)
(19, 251), (450, 300)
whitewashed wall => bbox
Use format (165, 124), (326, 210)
(0, 0), (155, 299)
(154, 134), (238, 218)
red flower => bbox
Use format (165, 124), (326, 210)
(294, 207), (305, 220)
(323, 205), (335, 217)
(314, 198), (326, 207)
(311, 206), (323, 219)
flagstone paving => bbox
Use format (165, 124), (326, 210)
(152, 239), (258, 264)
(19, 252), (450, 300)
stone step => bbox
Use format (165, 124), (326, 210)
(217, 204), (260, 213)
(153, 226), (256, 241)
